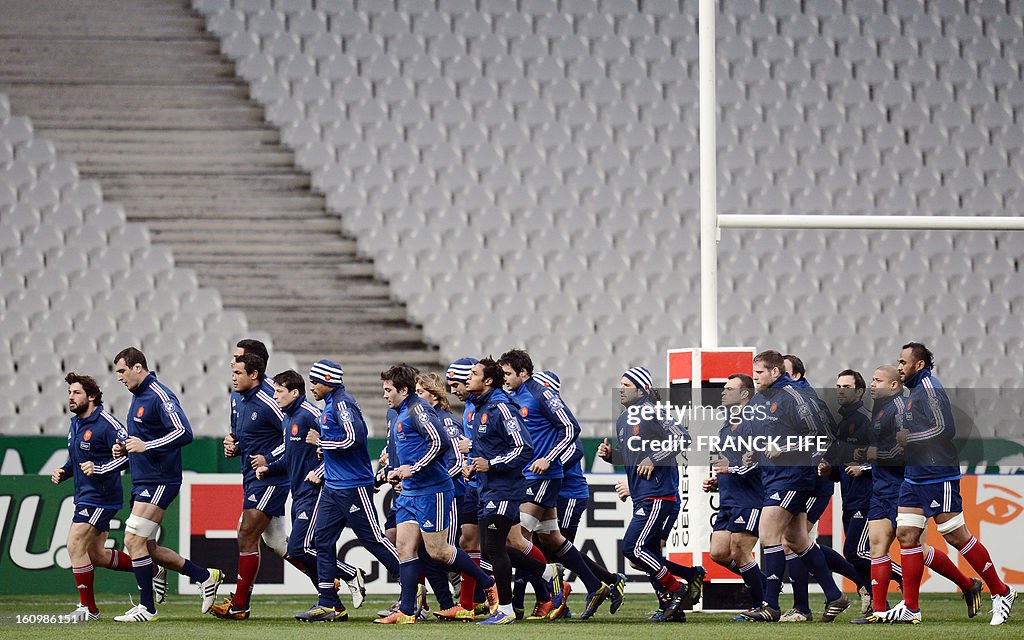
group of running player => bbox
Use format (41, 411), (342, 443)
(53, 340), (1015, 626)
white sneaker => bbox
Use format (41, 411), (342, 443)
(200, 568), (224, 614)
(153, 565), (168, 604)
(346, 568), (366, 609)
(779, 607), (813, 622)
(882, 600), (921, 624)
(114, 604), (158, 622)
(991, 585), (1017, 626)
(69, 604), (100, 622)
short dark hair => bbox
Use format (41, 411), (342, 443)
(113, 347), (147, 370)
(381, 364), (419, 395)
(66, 372), (103, 405)
(728, 373), (754, 390)
(753, 350), (785, 372)
(901, 342), (934, 369)
(477, 357), (505, 390)
(498, 348), (533, 376)
(837, 369), (866, 389)
(273, 369), (304, 396)
(234, 353), (266, 378)
(236, 338), (269, 365)
(783, 354), (806, 378)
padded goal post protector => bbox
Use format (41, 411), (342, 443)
(665, 348), (756, 611)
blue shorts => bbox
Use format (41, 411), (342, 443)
(461, 483), (479, 525)
(525, 477), (562, 509)
(73, 504), (119, 532)
(394, 490), (454, 534)
(899, 479), (962, 518)
(805, 494), (831, 525)
(131, 483), (180, 510)
(713, 505), (761, 534)
(244, 483), (288, 517)
(764, 488), (812, 515)
(478, 495), (519, 522)
(556, 496), (588, 533)
(868, 491), (899, 525)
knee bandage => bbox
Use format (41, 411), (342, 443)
(895, 513), (928, 530)
(535, 519), (559, 534)
(936, 513), (965, 535)
(519, 513), (542, 533)
(125, 515), (160, 540)
(262, 515), (290, 557)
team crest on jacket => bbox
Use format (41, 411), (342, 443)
(769, 402), (778, 413)
(520, 406), (528, 417)
(632, 425), (640, 436)
(505, 419), (519, 432)
(396, 422), (403, 432)
(136, 406), (145, 417)
(481, 413), (488, 424)
(83, 429), (92, 441)
(291, 423), (299, 436)
(164, 402), (177, 414)
(467, 411), (474, 421)
(418, 411), (430, 423)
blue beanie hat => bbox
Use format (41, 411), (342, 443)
(446, 357), (478, 384)
(622, 366), (653, 394)
(309, 359), (343, 387)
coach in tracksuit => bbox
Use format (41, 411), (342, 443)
(598, 366), (690, 622)
(251, 369), (364, 607)
(465, 357), (534, 625)
(111, 347), (222, 622)
(53, 372), (132, 621)
(295, 360), (400, 623)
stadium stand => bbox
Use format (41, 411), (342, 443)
(1, 1), (1020, 434)
(0, 101), (296, 434)
(186, 0), (1022, 429)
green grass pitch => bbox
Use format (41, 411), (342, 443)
(0, 593), (1016, 640)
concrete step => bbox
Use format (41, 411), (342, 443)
(0, 0), (204, 39)
(0, 40), (232, 84)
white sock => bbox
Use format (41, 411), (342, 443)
(499, 604), (514, 616)
(542, 564), (554, 580)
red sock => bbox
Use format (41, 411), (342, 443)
(900, 546), (923, 610)
(870, 556), (893, 612)
(957, 536), (1009, 596)
(655, 566), (681, 591)
(459, 551), (479, 609)
(107, 549), (134, 572)
(924, 546), (973, 591)
(524, 542), (547, 564)
(233, 551), (260, 609)
(73, 564), (97, 612)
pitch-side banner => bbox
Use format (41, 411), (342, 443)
(177, 472), (1024, 598)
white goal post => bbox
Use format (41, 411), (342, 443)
(697, 0), (1024, 350)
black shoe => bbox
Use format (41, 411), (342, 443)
(662, 582), (689, 621)
(821, 595), (851, 623)
(737, 603), (781, 622)
(964, 577), (984, 618)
